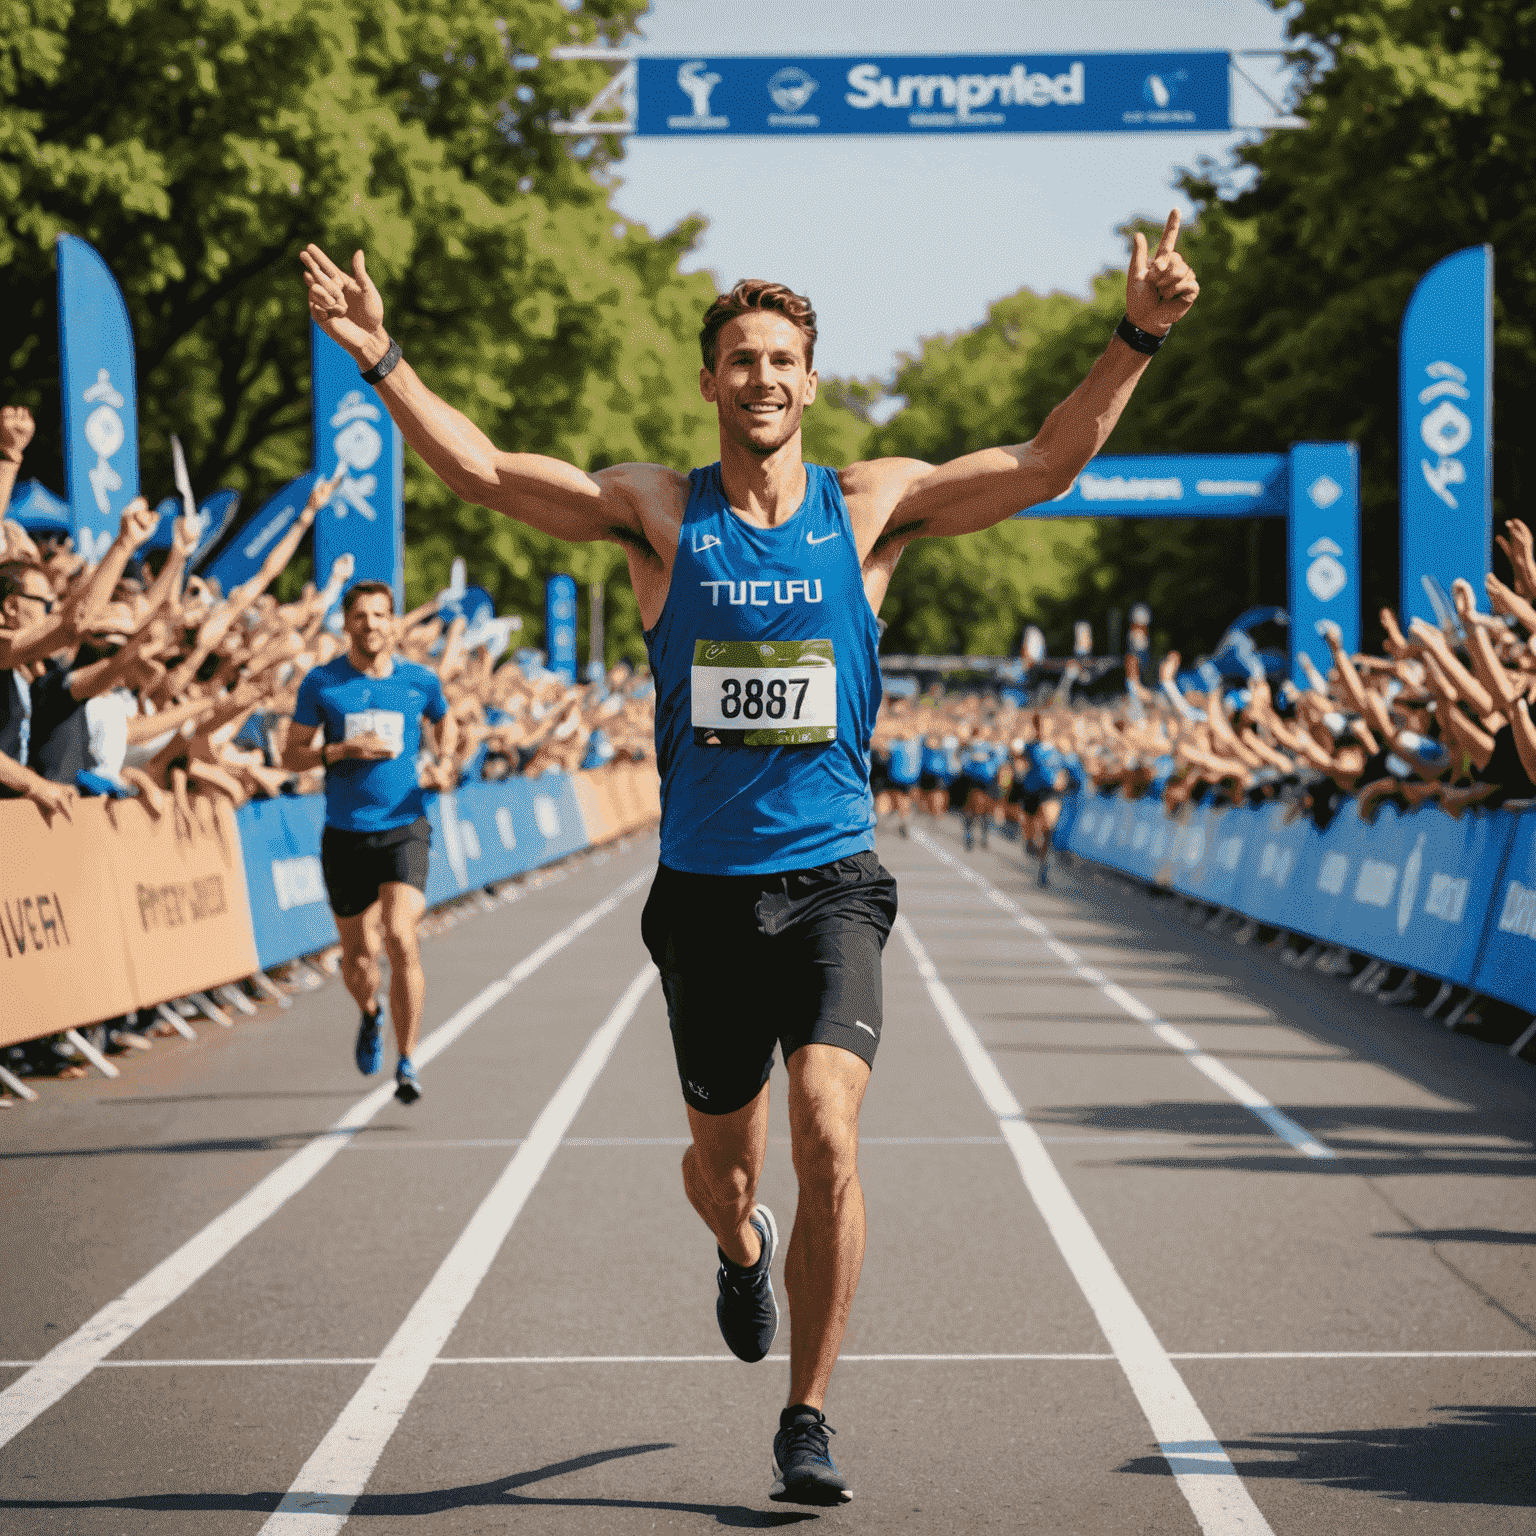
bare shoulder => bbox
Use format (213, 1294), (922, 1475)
(589, 461), (690, 566)
(838, 456), (933, 560)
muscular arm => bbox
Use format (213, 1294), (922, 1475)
(856, 211), (1199, 549)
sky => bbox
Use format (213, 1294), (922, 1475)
(604, 0), (1299, 382)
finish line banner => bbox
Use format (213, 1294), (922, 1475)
(636, 52), (1230, 137)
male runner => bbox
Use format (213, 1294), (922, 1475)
(300, 211), (1196, 1502)
(283, 581), (457, 1103)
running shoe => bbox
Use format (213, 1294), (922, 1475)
(1038, 855), (1050, 888)
(394, 1057), (422, 1104)
(355, 1005), (384, 1076)
(770, 1405), (852, 1505)
(716, 1204), (778, 1362)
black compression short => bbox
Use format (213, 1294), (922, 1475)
(641, 851), (898, 1116)
(320, 816), (431, 919)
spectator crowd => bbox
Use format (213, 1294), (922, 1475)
(0, 403), (655, 1079)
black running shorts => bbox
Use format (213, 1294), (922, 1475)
(320, 816), (432, 919)
(641, 851), (898, 1116)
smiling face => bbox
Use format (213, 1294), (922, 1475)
(343, 590), (395, 660)
(700, 311), (818, 457)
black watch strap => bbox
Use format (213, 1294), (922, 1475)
(360, 337), (402, 385)
(1115, 315), (1166, 356)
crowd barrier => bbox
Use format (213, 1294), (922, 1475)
(1055, 790), (1533, 1011)
(1, 765), (661, 1044)
(1, 796), (258, 1048)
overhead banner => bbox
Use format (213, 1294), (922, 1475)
(201, 471), (319, 594)
(311, 325), (404, 607)
(1399, 245), (1493, 629)
(636, 51), (1230, 136)
(1288, 441), (1361, 684)
(545, 573), (578, 681)
(57, 234), (140, 561)
(1024, 453), (1288, 519)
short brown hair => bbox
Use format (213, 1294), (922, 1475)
(342, 579), (395, 615)
(700, 279), (817, 373)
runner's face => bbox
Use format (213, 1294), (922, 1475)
(344, 593), (395, 658)
(702, 312), (817, 456)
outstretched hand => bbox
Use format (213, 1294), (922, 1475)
(1126, 211), (1199, 336)
(300, 245), (388, 365)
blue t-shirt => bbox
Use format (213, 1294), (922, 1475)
(293, 655), (449, 832)
(1022, 741), (1064, 794)
(888, 736), (923, 785)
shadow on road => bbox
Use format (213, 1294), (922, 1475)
(0, 1442), (820, 1527)
(1117, 1405), (1536, 1507)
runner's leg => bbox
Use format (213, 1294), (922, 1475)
(335, 906), (384, 1016)
(377, 881), (428, 1060)
(683, 1084), (771, 1267)
(783, 1042), (870, 1411)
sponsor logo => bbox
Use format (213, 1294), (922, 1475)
(1197, 479), (1264, 498)
(853, 1020), (877, 1038)
(806, 530), (840, 545)
(1258, 841), (1296, 887)
(1424, 872), (1469, 925)
(1496, 880), (1536, 939)
(1418, 362), (1473, 510)
(699, 579), (824, 607)
(272, 856), (326, 912)
(0, 893), (70, 958)
(1217, 836), (1244, 872)
(1306, 536), (1348, 604)
(691, 532), (721, 553)
(1317, 852), (1350, 896)
(533, 796), (562, 839)
(1397, 835), (1425, 935)
(136, 876), (228, 931)
(670, 61), (728, 129)
(768, 65), (819, 125)
(1079, 473), (1182, 502)
(1308, 475), (1343, 509)
(845, 60), (1084, 122)
(1354, 858), (1398, 908)
(495, 806), (517, 851)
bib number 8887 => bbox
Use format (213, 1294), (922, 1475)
(719, 675), (810, 721)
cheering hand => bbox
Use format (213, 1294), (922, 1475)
(0, 406), (35, 465)
(300, 245), (389, 367)
(1126, 211), (1199, 336)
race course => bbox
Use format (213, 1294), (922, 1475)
(2, 821), (1532, 1535)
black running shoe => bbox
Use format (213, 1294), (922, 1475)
(770, 1405), (852, 1505)
(394, 1057), (422, 1104)
(715, 1204), (778, 1363)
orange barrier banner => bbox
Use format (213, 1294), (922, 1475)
(572, 764), (660, 845)
(0, 795), (258, 1048)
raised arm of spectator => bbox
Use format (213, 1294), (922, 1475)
(1495, 519), (1536, 604)
(61, 499), (159, 632)
(1453, 579), (1522, 714)
(0, 406), (35, 519)
(1409, 618), (1495, 717)
(421, 708), (460, 791)
(1511, 698), (1536, 785)
(0, 746), (75, 822)
(1485, 573), (1536, 636)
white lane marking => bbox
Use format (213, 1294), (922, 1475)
(345, 1135), (1021, 1151)
(897, 914), (1277, 1536)
(911, 830), (1335, 1159)
(1, 1349), (1530, 1368)
(0, 868), (651, 1452)
(260, 963), (656, 1535)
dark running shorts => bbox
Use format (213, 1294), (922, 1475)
(641, 851), (899, 1117)
(1009, 784), (1052, 816)
(320, 816), (432, 919)
(918, 771), (945, 793)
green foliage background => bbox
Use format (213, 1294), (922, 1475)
(3, 0), (1529, 663)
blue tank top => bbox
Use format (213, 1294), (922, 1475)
(644, 463), (881, 875)
(889, 736), (922, 784)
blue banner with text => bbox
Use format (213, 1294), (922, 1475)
(636, 52), (1230, 138)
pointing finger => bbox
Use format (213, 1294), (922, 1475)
(303, 243), (346, 282)
(1154, 208), (1181, 259)
(1129, 230), (1149, 282)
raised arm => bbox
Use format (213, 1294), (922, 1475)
(300, 246), (659, 546)
(861, 211), (1199, 544)
(0, 406), (35, 519)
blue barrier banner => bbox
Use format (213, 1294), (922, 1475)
(637, 52), (1229, 137)
(57, 234), (139, 561)
(1019, 452), (1287, 519)
(235, 796), (339, 972)
(1399, 245), (1493, 630)
(1065, 789), (1522, 992)
(422, 775), (589, 905)
(7, 479), (73, 534)
(1288, 442), (1361, 685)
(1472, 809), (1536, 1010)
(312, 324), (404, 607)
(545, 574), (578, 683)
(201, 472), (319, 594)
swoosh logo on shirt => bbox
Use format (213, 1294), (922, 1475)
(692, 534), (722, 553)
(806, 531), (840, 546)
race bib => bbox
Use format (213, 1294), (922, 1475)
(690, 639), (836, 746)
(344, 709), (405, 757)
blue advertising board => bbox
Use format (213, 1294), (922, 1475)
(1472, 809), (1536, 1011)
(201, 472), (319, 595)
(311, 324), (404, 608)
(235, 795), (339, 972)
(545, 574), (578, 683)
(1398, 246), (1493, 630)
(1024, 453), (1288, 520)
(637, 51), (1229, 137)
(1287, 442), (1361, 686)
(57, 234), (139, 561)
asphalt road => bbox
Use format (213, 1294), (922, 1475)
(1, 819), (1532, 1535)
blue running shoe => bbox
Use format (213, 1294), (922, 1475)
(770, 1405), (852, 1505)
(355, 1006), (384, 1076)
(394, 1057), (422, 1104)
(716, 1204), (778, 1363)
(1038, 855), (1050, 888)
